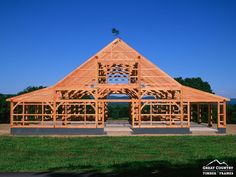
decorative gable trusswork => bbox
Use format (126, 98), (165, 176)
(8, 38), (228, 132)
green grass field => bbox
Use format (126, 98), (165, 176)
(0, 136), (235, 176)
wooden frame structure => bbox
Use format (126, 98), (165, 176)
(7, 38), (229, 133)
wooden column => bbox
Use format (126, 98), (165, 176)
(35, 105), (38, 121)
(22, 102), (25, 126)
(150, 102), (153, 126)
(190, 104), (193, 121)
(217, 102), (220, 128)
(53, 91), (57, 128)
(187, 102), (190, 127)
(131, 101), (134, 128)
(180, 89), (183, 127)
(97, 101), (104, 128)
(138, 95), (141, 128)
(61, 104), (65, 126)
(223, 101), (227, 127)
(197, 104), (202, 124)
(208, 103), (213, 127)
(41, 102), (44, 125)
(84, 102), (86, 127)
(95, 94), (98, 128)
(65, 103), (68, 125)
(10, 101), (13, 127)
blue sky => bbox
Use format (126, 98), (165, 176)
(0, 0), (235, 98)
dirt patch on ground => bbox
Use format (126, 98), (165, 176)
(0, 124), (10, 135)
(227, 124), (236, 135)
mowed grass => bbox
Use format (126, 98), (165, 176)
(0, 136), (235, 176)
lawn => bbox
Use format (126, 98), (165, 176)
(0, 136), (235, 176)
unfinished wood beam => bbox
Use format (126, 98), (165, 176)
(187, 102), (190, 127)
(180, 88), (183, 127)
(190, 104), (193, 121)
(10, 102), (13, 127)
(23, 102), (26, 125)
(84, 102), (86, 127)
(197, 104), (202, 124)
(217, 102), (220, 128)
(208, 103), (213, 127)
(223, 101), (227, 127)
(53, 92), (57, 128)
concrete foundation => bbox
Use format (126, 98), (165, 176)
(11, 128), (105, 135)
(132, 128), (191, 134)
(217, 128), (226, 134)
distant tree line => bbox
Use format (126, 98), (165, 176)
(108, 103), (130, 120)
(175, 77), (213, 93)
(227, 104), (236, 123)
(17, 86), (46, 95)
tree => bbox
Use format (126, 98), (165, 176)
(174, 77), (213, 93)
(227, 104), (236, 123)
(0, 94), (12, 123)
(17, 86), (46, 95)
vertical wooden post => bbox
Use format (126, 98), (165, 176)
(53, 91), (57, 128)
(138, 99), (141, 128)
(10, 101), (13, 127)
(102, 102), (104, 127)
(217, 102), (220, 128)
(62, 102), (68, 125)
(190, 104), (193, 121)
(42, 102), (44, 125)
(197, 104), (201, 124)
(61, 104), (64, 126)
(180, 89), (183, 127)
(97, 102), (100, 128)
(95, 95), (98, 128)
(35, 105), (38, 121)
(187, 102), (190, 127)
(132, 101), (134, 128)
(150, 102), (153, 126)
(84, 102), (86, 127)
(22, 102), (25, 126)
(223, 101), (226, 127)
(208, 103), (212, 127)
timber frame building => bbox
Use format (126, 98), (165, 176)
(8, 38), (228, 134)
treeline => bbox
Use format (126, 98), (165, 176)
(175, 77), (213, 93)
(227, 104), (236, 123)
(108, 104), (130, 120)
